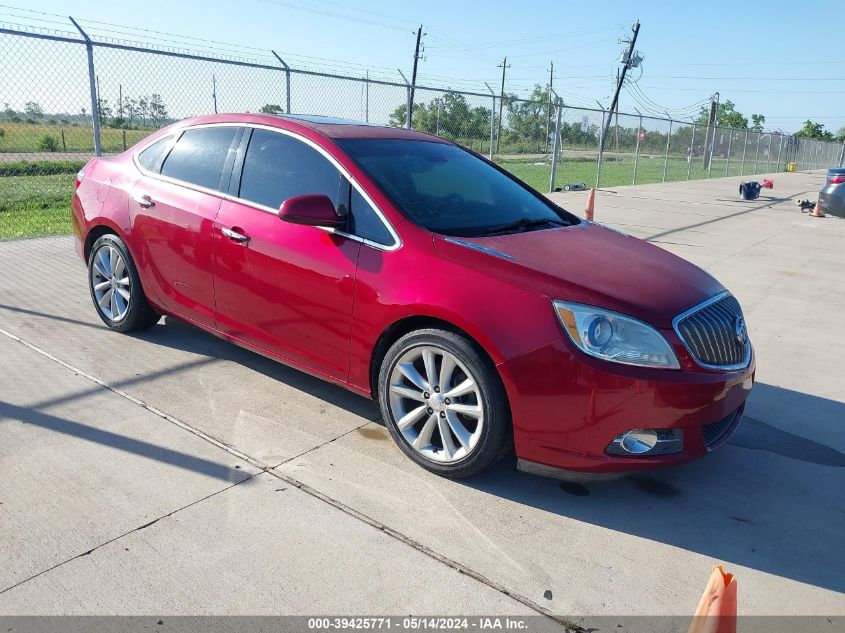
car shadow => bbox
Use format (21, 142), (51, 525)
(457, 382), (845, 596)
(130, 316), (381, 422)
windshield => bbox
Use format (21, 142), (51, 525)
(337, 138), (578, 237)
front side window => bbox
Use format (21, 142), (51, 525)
(337, 138), (578, 237)
(238, 129), (341, 209)
(160, 126), (239, 191)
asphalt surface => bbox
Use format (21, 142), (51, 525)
(0, 171), (843, 620)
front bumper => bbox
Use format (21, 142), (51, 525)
(499, 336), (754, 476)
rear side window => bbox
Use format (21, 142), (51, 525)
(160, 127), (239, 191)
(238, 128), (341, 209)
(350, 187), (393, 245)
(137, 136), (171, 172)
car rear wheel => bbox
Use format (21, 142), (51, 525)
(88, 234), (160, 332)
(378, 329), (511, 478)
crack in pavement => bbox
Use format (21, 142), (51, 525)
(0, 476), (253, 596)
(0, 327), (573, 626)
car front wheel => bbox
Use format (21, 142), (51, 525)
(378, 329), (511, 478)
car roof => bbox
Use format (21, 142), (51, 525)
(174, 112), (450, 143)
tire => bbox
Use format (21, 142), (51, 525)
(377, 328), (512, 478)
(88, 233), (160, 332)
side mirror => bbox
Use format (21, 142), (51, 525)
(279, 194), (343, 228)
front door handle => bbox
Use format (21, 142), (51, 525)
(134, 194), (154, 208)
(221, 227), (250, 243)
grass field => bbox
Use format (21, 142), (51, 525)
(0, 173), (75, 239)
(498, 154), (778, 192)
(0, 121), (151, 154)
(1, 152), (783, 240)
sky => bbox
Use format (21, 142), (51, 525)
(3, 0), (844, 134)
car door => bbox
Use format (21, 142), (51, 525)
(130, 125), (242, 327)
(213, 127), (361, 381)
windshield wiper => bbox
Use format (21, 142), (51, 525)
(483, 217), (567, 235)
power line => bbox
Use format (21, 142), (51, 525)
(0, 3), (405, 78)
(638, 85), (845, 95)
(649, 75), (845, 81)
(625, 81), (707, 117)
(257, 0), (409, 31)
(507, 37), (621, 59)
(426, 23), (623, 51)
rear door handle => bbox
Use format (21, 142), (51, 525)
(134, 194), (154, 208)
(221, 227), (250, 243)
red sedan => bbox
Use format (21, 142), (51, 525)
(72, 113), (754, 480)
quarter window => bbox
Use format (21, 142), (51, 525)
(238, 129), (342, 210)
(160, 126), (239, 191)
(350, 187), (393, 245)
(137, 135), (171, 172)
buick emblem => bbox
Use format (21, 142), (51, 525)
(734, 316), (747, 344)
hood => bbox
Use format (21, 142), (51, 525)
(433, 222), (724, 328)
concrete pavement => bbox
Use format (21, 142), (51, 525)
(0, 170), (843, 618)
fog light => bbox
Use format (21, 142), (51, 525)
(606, 429), (683, 456)
(621, 430), (658, 454)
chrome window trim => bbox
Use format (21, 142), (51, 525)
(671, 291), (752, 371)
(132, 121), (401, 252)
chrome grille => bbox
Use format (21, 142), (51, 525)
(675, 294), (749, 368)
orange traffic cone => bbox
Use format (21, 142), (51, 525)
(810, 201), (825, 217)
(585, 188), (596, 221)
(688, 565), (737, 633)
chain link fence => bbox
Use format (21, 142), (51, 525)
(2, 23), (844, 240)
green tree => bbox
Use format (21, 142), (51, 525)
(124, 98), (139, 127)
(794, 120), (835, 141)
(138, 97), (149, 127)
(260, 104), (284, 114)
(503, 85), (552, 147)
(750, 114), (765, 132)
(24, 102), (44, 118)
(837, 126), (845, 142)
(97, 99), (113, 127)
(389, 92), (490, 143)
(149, 94), (168, 126)
(697, 99), (748, 129)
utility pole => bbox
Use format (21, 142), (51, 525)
(496, 56), (510, 152)
(96, 75), (102, 127)
(545, 61), (554, 151)
(614, 68), (620, 151)
(702, 92), (719, 170)
(599, 21), (641, 156)
(408, 25), (424, 128)
(212, 74), (218, 114)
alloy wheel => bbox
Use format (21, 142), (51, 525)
(90, 244), (131, 322)
(387, 345), (485, 463)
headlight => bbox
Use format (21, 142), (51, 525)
(553, 301), (680, 369)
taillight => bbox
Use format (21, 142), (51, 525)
(829, 175), (845, 185)
(75, 170), (85, 189)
